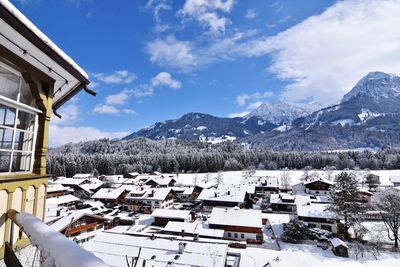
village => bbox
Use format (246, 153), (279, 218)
(36, 169), (400, 267)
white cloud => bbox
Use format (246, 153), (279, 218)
(51, 98), (80, 126)
(152, 72), (182, 89)
(123, 109), (137, 115)
(93, 70), (136, 85)
(228, 111), (250, 118)
(105, 90), (130, 105)
(147, 36), (197, 72)
(245, 8), (257, 19)
(236, 91), (273, 107)
(49, 125), (129, 147)
(238, 0), (400, 104)
(179, 0), (235, 35)
(145, 0), (171, 32)
(93, 104), (119, 114)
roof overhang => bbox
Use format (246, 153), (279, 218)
(0, 1), (92, 110)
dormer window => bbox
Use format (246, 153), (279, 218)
(0, 62), (40, 174)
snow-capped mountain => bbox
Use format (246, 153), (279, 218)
(124, 71), (400, 150)
(342, 71), (400, 103)
(246, 101), (322, 125)
(123, 112), (276, 143)
(246, 71), (400, 150)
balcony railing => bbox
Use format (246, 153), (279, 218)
(4, 209), (109, 267)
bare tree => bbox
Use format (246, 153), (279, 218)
(280, 167), (291, 190)
(374, 188), (400, 249)
(323, 165), (336, 180)
(300, 166), (312, 181)
(216, 171), (224, 186)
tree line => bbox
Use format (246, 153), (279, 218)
(46, 138), (400, 177)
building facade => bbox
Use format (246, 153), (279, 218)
(0, 1), (92, 258)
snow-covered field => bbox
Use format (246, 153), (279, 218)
(232, 243), (400, 267)
(176, 170), (400, 186)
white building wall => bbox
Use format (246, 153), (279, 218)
(224, 231), (257, 241)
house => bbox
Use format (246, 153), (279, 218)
(49, 211), (110, 244)
(145, 177), (177, 188)
(125, 188), (174, 213)
(46, 183), (70, 198)
(390, 176), (400, 187)
(46, 194), (81, 208)
(151, 209), (194, 227)
(0, 1), (108, 263)
(161, 221), (225, 239)
(83, 231), (230, 267)
(171, 186), (195, 202)
(124, 172), (140, 178)
(255, 176), (281, 195)
(91, 186), (131, 208)
(76, 201), (108, 215)
(198, 188), (248, 212)
(73, 173), (93, 179)
(208, 207), (264, 243)
(269, 193), (296, 212)
(296, 199), (339, 233)
(331, 238), (349, 257)
(52, 177), (93, 198)
(303, 178), (334, 196)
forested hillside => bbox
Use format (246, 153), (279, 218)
(47, 138), (400, 177)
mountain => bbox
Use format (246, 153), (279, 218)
(124, 71), (400, 151)
(246, 71), (400, 150)
(246, 101), (322, 125)
(123, 112), (276, 143)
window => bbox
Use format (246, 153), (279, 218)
(234, 233), (238, 238)
(241, 234), (244, 239)
(0, 62), (40, 174)
(227, 233), (231, 238)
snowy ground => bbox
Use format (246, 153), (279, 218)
(176, 170), (400, 186)
(231, 242), (400, 267)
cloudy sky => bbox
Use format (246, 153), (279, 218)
(12, 0), (400, 146)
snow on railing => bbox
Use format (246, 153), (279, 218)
(7, 209), (109, 267)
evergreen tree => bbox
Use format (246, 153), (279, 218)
(328, 172), (366, 239)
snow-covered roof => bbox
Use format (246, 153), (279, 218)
(198, 188), (246, 203)
(296, 202), (336, 219)
(78, 201), (108, 215)
(390, 176), (400, 183)
(303, 178), (334, 186)
(209, 207), (262, 228)
(47, 195), (80, 206)
(163, 221), (198, 234)
(91, 186), (130, 200)
(49, 211), (85, 232)
(47, 184), (69, 193)
(145, 177), (175, 186)
(73, 173), (92, 179)
(162, 222), (225, 238)
(83, 231), (228, 267)
(126, 188), (172, 201)
(331, 237), (348, 248)
(0, 1), (90, 108)
(54, 178), (88, 186)
(151, 209), (191, 220)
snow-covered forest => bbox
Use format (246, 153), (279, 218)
(47, 138), (400, 177)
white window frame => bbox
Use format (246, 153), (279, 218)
(0, 63), (41, 175)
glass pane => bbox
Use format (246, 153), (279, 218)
(19, 82), (37, 107)
(0, 151), (11, 172)
(0, 68), (20, 101)
(16, 110), (35, 131)
(14, 130), (34, 152)
(11, 152), (31, 172)
(0, 127), (13, 150)
(0, 104), (16, 126)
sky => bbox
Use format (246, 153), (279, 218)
(11, 0), (400, 147)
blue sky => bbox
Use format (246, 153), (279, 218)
(11, 0), (400, 146)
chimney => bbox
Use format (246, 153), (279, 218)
(56, 209), (61, 217)
(181, 229), (185, 237)
(227, 190), (230, 195)
(178, 242), (186, 254)
(214, 192), (217, 197)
